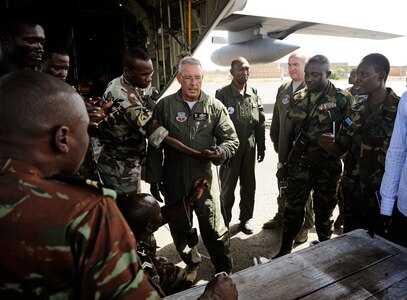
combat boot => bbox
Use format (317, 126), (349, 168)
(334, 213), (343, 229)
(294, 228), (309, 244)
(263, 213), (283, 229)
(272, 234), (294, 258)
(273, 242), (293, 258)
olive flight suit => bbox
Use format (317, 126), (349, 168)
(215, 82), (266, 225)
(146, 89), (239, 273)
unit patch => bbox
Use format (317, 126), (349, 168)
(193, 113), (208, 121)
(227, 107), (235, 114)
(282, 95), (290, 105)
(176, 112), (187, 122)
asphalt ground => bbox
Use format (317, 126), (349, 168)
(140, 77), (406, 288)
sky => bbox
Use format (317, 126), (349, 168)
(194, 0), (407, 70)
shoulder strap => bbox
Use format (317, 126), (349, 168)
(49, 174), (117, 199)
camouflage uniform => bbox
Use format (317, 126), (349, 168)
(98, 75), (161, 198)
(339, 88), (400, 232)
(215, 82), (266, 225)
(137, 238), (187, 297)
(0, 158), (160, 299)
(270, 81), (314, 230)
(284, 81), (351, 243)
(334, 84), (358, 230)
(146, 89), (239, 273)
(345, 86), (358, 97)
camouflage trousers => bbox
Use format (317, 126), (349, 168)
(155, 260), (188, 296)
(138, 239), (188, 297)
(340, 176), (380, 233)
(283, 157), (342, 242)
(276, 178), (315, 230)
(97, 152), (142, 197)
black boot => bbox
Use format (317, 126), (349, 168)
(273, 234), (294, 258)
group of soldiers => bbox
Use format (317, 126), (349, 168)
(266, 52), (400, 259)
(0, 9), (405, 299)
(0, 12), (239, 299)
(92, 47), (402, 285)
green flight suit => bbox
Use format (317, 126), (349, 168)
(215, 82), (266, 225)
(146, 89), (239, 273)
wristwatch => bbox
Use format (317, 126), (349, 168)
(277, 162), (286, 169)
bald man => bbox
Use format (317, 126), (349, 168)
(215, 56), (266, 234)
(0, 70), (237, 299)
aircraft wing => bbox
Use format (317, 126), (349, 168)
(210, 13), (403, 66)
(215, 13), (402, 41)
(5, 0), (402, 96)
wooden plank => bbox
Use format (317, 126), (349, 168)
(367, 277), (407, 299)
(240, 241), (401, 299)
(164, 230), (407, 300)
(301, 253), (407, 299)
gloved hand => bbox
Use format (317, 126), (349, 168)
(150, 182), (165, 203)
(368, 214), (392, 238)
(276, 165), (288, 181)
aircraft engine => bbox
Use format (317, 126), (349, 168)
(210, 38), (299, 66)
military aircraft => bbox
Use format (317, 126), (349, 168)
(1, 0), (402, 98)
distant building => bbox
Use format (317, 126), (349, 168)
(206, 62), (407, 79)
(389, 67), (407, 77)
(249, 63), (284, 79)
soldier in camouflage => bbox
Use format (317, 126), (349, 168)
(334, 68), (358, 231)
(322, 53), (400, 233)
(97, 47), (158, 198)
(0, 71), (159, 299)
(264, 52), (315, 244)
(117, 177), (210, 296)
(274, 55), (352, 257)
